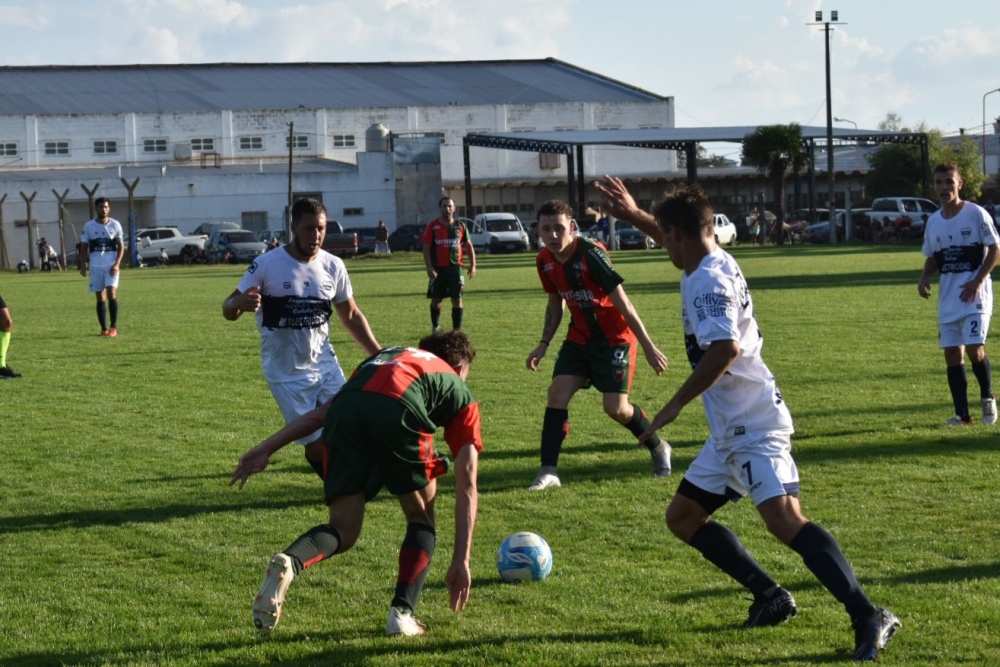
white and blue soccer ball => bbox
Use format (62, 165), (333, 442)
(496, 531), (553, 583)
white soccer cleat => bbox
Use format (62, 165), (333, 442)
(983, 396), (997, 425)
(527, 467), (561, 491)
(386, 606), (426, 636)
(252, 553), (295, 634)
(945, 415), (973, 427)
(650, 441), (672, 477)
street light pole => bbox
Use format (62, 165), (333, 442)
(834, 116), (860, 171)
(983, 88), (1000, 177)
(809, 10), (845, 244)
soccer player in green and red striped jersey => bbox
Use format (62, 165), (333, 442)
(524, 199), (670, 491)
(231, 331), (481, 638)
(421, 197), (476, 332)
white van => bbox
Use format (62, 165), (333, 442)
(467, 213), (530, 254)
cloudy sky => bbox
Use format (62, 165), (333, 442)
(3, 0), (998, 159)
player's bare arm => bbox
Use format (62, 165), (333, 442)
(959, 242), (1000, 303)
(608, 285), (668, 375)
(463, 239), (477, 279)
(423, 243), (437, 279)
(639, 339), (739, 441)
(222, 286), (262, 320)
(334, 298), (381, 355)
(526, 293), (564, 371)
(447, 443), (479, 611)
(917, 257), (937, 299)
(229, 400), (331, 488)
(110, 239), (124, 276)
(594, 175), (663, 243)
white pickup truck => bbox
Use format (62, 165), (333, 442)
(136, 227), (209, 261)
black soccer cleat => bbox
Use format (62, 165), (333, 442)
(852, 606), (900, 662)
(743, 589), (797, 628)
(0, 365), (22, 379)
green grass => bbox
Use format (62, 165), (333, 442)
(2, 245), (998, 666)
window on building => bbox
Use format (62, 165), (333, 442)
(332, 134), (356, 147)
(93, 140), (118, 155)
(238, 136), (263, 151)
(191, 138), (215, 152)
(286, 135), (309, 149)
(144, 138), (167, 153)
(44, 141), (69, 156)
(241, 211), (268, 231)
(1, 142), (17, 156)
(343, 207), (364, 217)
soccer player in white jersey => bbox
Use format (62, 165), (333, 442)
(223, 197), (381, 478)
(918, 163), (1000, 426)
(79, 197), (125, 337)
(595, 176), (900, 663)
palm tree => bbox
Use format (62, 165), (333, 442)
(741, 124), (805, 244)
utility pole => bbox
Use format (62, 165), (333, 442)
(809, 10), (845, 244)
(286, 122), (294, 239)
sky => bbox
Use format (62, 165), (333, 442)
(2, 0), (999, 161)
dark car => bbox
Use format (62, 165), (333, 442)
(344, 227), (378, 254)
(388, 223), (426, 252)
(615, 222), (654, 250)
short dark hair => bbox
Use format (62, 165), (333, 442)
(95, 197), (110, 208)
(934, 162), (961, 178)
(291, 197), (327, 223)
(652, 185), (714, 238)
(418, 330), (476, 370)
(537, 199), (574, 219)
(439, 197), (455, 207)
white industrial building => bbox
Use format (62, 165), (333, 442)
(0, 59), (675, 266)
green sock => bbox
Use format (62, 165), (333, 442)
(0, 330), (9, 367)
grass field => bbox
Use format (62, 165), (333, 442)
(2, 244), (999, 666)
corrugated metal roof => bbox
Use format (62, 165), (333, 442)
(0, 59), (667, 116)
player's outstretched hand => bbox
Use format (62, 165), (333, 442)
(445, 560), (471, 611)
(594, 175), (641, 221)
(229, 445), (271, 489)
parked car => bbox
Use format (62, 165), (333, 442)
(713, 214), (737, 246)
(135, 227), (208, 261)
(388, 223), (426, 252)
(254, 229), (289, 245)
(206, 229), (268, 263)
(317, 220), (359, 258)
(344, 226), (378, 255)
(192, 221), (240, 237)
(866, 197), (939, 239)
(468, 213), (530, 254)
(615, 221), (655, 250)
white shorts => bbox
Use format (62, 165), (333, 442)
(268, 366), (347, 445)
(939, 313), (990, 349)
(88, 266), (120, 292)
(684, 433), (800, 506)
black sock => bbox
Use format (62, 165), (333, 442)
(430, 305), (441, 329)
(947, 364), (970, 419)
(540, 407), (570, 468)
(452, 307), (463, 330)
(688, 521), (780, 599)
(391, 522), (436, 612)
(971, 357), (993, 400)
(97, 301), (107, 330)
(108, 299), (118, 328)
(625, 403), (662, 450)
(284, 524), (342, 575)
(789, 522), (875, 620)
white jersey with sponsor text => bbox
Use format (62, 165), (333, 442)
(80, 218), (124, 269)
(237, 247), (353, 384)
(921, 202), (999, 325)
(680, 248), (793, 449)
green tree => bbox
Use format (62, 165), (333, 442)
(741, 123), (804, 243)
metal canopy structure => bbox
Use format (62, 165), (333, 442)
(461, 125), (929, 214)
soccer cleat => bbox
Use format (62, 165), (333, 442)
(100, 330), (111, 337)
(0, 365), (22, 379)
(527, 467), (561, 491)
(945, 415), (973, 426)
(852, 606), (901, 662)
(650, 441), (672, 477)
(743, 589), (797, 628)
(982, 395), (997, 425)
(432, 325), (442, 333)
(252, 553), (295, 634)
(108, 328), (118, 338)
(386, 606), (426, 636)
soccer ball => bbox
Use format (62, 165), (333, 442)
(496, 532), (553, 583)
